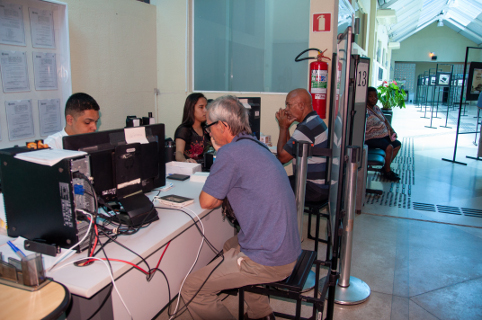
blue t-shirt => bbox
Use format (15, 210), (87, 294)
(284, 111), (329, 189)
(202, 133), (301, 266)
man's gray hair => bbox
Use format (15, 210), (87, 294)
(207, 95), (252, 136)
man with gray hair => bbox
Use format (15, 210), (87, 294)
(180, 95), (301, 320)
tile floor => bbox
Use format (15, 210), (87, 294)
(157, 102), (482, 320)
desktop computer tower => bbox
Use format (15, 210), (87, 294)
(0, 147), (94, 252)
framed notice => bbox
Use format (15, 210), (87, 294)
(466, 62), (482, 101)
(436, 72), (451, 86)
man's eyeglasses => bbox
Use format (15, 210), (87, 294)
(204, 121), (226, 134)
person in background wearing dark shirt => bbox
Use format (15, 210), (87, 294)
(174, 93), (211, 163)
(276, 88), (329, 202)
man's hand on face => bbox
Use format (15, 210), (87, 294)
(276, 108), (296, 129)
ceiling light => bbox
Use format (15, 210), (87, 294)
(438, 19), (444, 27)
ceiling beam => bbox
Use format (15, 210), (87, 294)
(447, 18), (482, 44)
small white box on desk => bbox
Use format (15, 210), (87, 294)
(166, 161), (202, 175)
(190, 172), (209, 183)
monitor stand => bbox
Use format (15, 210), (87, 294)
(118, 193), (158, 227)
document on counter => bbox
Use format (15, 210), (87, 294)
(5, 99), (34, 141)
(14, 148), (87, 166)
(33, 52), (58, 90)
(38, 99), (61, 136)
(0, 3), (26, 46)
(0, 50), (30, 93)
(29, 7), (55, 49)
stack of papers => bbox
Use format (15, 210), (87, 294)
(14, 149), (87, 166)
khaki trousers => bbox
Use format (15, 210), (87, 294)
(180, 236), (296, 320)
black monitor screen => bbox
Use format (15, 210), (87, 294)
(63, 124), (166, 202)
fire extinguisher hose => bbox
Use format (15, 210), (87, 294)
(295, 48), (330, 62)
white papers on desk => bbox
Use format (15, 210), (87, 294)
(14, 148), (87, 166)
(190, 172), (209, 183)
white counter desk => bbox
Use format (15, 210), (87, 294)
(0, 179), (234, 320)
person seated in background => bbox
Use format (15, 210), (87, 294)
(365, 86), (401, 181)
(44, 92), (100, 149)
(180, 95), (300, 320)
(275, 88), (329, 203)
(174, 93), (211, 163)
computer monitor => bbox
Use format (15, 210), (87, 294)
(63, 124), (166, 226)
(238, 97), (261, 140)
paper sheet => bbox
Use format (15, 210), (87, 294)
(33, 52), (58, 90)
(124, 126), (149, 144)
(38, 99), (61, 136)
(14, 148), (87, 166)
(5, 99), (34, 140)
(29, 7), (55, 48)
(0, 3), (26, 46)
(0, 51), (30, 93)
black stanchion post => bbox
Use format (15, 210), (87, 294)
(442, 46), (473, 166)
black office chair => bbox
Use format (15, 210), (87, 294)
(238, 250), (331, 320)
(366, 148), (385, 195)
(305, 198), (330, 260)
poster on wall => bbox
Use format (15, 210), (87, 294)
(436, 72), (451, 86)
(5, 100), (35, 141)
(0, 3), (26, 46)
(466, 62), (482, 100)
(0, 50), (30, 93)
(33, 52), (58, 90)
(430, 76), (436, 86)
(29, 7), (55, 49)
(38, 99), (61, 136)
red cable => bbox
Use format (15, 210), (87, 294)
(151, 241), (171, 274)
(86, 216), (99, 257)
(80, 241), (171, 275)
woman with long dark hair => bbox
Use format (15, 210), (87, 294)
(174, 93), (211, 162)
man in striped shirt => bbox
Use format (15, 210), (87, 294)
(276, 88), (329, 202)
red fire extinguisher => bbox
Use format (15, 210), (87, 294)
(295, 48), (331, 119)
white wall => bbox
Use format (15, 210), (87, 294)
(0, 0), (157, 148)
(66, 0), (157, 131)
(391, 22), (478, 63)
(154, 0), (339, 143)
(0, 0), (341, 149)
